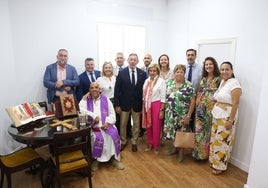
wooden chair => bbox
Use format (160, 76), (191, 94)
(38, 101), (48, 112)
(49, 127), (92, 188)
(0, 147), (45, 188)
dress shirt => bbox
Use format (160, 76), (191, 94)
(186, 63), (202, 91)
(114, 65), (126, 76)
(87, 71), (96, 82)
(129, 67), (137, 85)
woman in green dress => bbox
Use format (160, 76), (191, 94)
(192, 57), (221, 160)
(163, 64), (195, 162)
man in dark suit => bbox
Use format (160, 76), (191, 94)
(76, 58), (101, 102)
(114, 53), (147, 152)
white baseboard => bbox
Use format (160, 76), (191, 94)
(244, 184), (250, 188)
(230, 156), (249, 172)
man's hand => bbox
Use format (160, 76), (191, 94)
(94, 116), (100, 124)
(115, 107), (122, 114)
(55, 80), (63, 89)
(101, 122), (110, 130)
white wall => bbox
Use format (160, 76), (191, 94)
(0, 0), (24, 154)
(246, 66), (268, 187)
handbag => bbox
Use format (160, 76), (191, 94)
(174, 130), (195, 148)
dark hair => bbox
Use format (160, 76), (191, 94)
(85, 57), (94, 63)
(186, 49), (197, 55)
(202, 57), (220, 77)
(158, 54), (170, 70)
(221, 61), (235, 78)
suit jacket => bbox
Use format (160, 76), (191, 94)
(76, 70), (101, 102)
(43, 62), (80, 104)
(114, 67), (147, 112)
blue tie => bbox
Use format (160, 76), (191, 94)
(90, 72), (95, 82)
(187, 66), (192, 82)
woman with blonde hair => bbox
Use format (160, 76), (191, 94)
(96, 61), (116, 104)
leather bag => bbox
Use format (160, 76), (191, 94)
(174, 130), (195, 148)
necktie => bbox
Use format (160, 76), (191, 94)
(187, 65), (192, 82)
(90, 72), (95, 82)
(131, 70), (135, 86)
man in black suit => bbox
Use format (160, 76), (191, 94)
(114, 53), (147, 152)
(76, 58), (101, 102)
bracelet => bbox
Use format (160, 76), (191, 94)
(185, 115), (190, 118)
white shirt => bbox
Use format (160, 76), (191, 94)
(129, 67), (137, 85)
(79, 97), (119, 162)
(143, 77), (166, 103)
(113, 65), (125, 77)
(96, 76), (116, 99)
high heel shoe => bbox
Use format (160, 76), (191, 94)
(154, 149), (159, 156)
(144, 145), (152, 152)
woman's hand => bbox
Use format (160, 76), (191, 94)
(225, 120), (233, 130)
(159, 111), (164, 119)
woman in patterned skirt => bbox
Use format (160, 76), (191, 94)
(192, 57), (221, 160)
(209, 62), (242, 175)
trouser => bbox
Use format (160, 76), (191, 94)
(120, 109), (141, 145)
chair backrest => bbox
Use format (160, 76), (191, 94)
(53, 127), (91, 162)
(38, 101), (48, 112)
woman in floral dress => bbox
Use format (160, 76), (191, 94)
(163, 64), (195, 162)
(192, 57), (221, 160)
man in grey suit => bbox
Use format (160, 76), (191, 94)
(43, 49), (79, 106)
(114, 53), (147, 152)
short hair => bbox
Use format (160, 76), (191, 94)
(173, 64), (186, 74)
(85, 57), (94, 63)
(186, 49), (197, 55)
(128, 53), (139, 62)
(57, 49), (68, 55)
(116, 52), (124, 57)
(147, 63), (160, 75)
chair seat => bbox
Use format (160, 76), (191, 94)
(1, 147), (41, 168)
(0, 147), (45, 188)
(51, 151), (88, 173)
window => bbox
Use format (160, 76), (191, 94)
(97, 23), (146, 69)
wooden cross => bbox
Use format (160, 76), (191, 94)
(50, 119), (77, 130)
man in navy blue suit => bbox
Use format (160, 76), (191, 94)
(43, 49), (79, 106)
(114, 53), (147, 152)
(76, 58), (101, 102)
